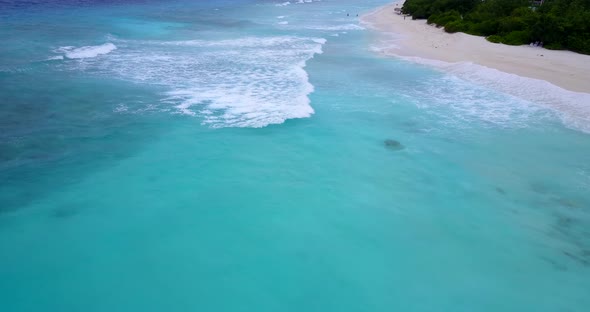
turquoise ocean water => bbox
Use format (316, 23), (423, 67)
(1, 0), (590, 311)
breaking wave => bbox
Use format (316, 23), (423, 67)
(57, 36), (326, 128)
(54, 43), (117, 59)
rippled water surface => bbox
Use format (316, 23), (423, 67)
(1, 0), (589, 311)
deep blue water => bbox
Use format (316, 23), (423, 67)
(1, 0), (589, 311)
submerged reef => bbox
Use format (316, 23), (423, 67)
(384, 139), (404, 151)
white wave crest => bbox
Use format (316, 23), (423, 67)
(55, 43), (117, 59)
(276, 0), (320, 6)
(62, 36), (326, 128)
(167, 63), (315, 128)
(162, 37), (324, 127)
(158, 36), (314, 48)
(303, 24), (365, 31)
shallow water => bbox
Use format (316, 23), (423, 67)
(1, 0), (589, 311)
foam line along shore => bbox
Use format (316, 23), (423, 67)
(361, 0), (590, 94)
(361, 0), (590, 134)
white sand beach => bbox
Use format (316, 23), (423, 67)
(361, 1), (590, 94)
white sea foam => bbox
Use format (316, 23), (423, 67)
(63, 36), (326, 128)
(276, 0), (320, 6)
(161, 37), (324, 127)
(114, 104), (128, 113)
(158, 36), (313, 48)
(367, 33), (590, 133)
(55, 43), (117, 59)
(404, 57), (590, 133)
(302, 24), (365, 31)
(407, 73), (551, 131)
(367, 33), (402, 53)
(278, 21), (289, 25)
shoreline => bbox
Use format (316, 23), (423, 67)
(361, 1), (590, 94)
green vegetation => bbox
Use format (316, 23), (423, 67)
(402, 0), (590, 54)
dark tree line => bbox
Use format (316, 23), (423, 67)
(402, 0), (590, 54)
